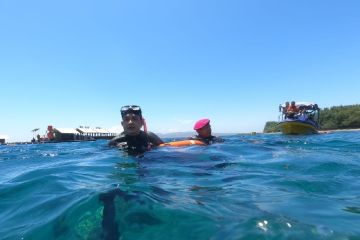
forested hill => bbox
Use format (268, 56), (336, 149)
(263, 104), (360, 133)
(319, 104), (360, 130)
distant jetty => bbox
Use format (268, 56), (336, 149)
(28, 125), (119, 144)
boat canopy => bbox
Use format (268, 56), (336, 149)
(294, 101), (316, 107)
(280, 101), (319, 110)
(280, 101), (316, 107)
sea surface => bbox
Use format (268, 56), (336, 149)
(1, 131), (360, 240)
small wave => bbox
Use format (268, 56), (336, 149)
(1, 132), (360, 239)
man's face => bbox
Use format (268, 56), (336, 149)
(121, 113), (142, 136)
(196, 124), (212, 138)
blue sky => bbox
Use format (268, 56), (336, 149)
(1, 0), (359, 142)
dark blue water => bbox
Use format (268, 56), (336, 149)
(1, 132), (360, 240)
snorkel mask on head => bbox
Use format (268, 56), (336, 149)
(120, 105), (142, 118)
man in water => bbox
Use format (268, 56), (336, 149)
(103, 105), (163, 239)
(109, 105), (163, 155)
(190, 118), (224, 145)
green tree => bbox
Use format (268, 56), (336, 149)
(263, 121), (281, 133)
(319, 104), (360, 130)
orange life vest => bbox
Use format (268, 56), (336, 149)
(287, 105), (298, 113)
(159, 140), (205, 147)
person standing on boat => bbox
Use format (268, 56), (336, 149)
(287, 101), (299, 118)
(190, 118), (224, 145)
(281, 102), (290, 118)
(109, 105), (163, 155)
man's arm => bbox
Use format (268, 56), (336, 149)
(147, 131), (164, 146)
(108, 134), (124, 147)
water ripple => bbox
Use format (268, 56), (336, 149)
(1, 133), (360, 239)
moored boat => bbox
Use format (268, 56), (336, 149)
(278, 102), (320, 135)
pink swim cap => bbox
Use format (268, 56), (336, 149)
(194, 119), (210, 130)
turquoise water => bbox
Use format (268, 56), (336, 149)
(1, 132), (360, 240)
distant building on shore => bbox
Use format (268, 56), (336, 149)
(76, 126), (116, 140)
(0, 135), (9, 144)
(52, 128), (83, 142)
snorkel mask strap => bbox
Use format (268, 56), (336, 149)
(142, 118), (148, 133)
(142, 118), (151, 150)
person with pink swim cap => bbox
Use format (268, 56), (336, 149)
(190, 118), (224, 145)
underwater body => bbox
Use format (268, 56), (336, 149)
(1, 132), (360, 240)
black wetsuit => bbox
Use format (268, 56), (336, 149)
(190, 135), (224, 145)
(103, 132), (163, 239)
(109, 131), (163, 155)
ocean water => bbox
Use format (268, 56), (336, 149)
(1, 131), (360, 240)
